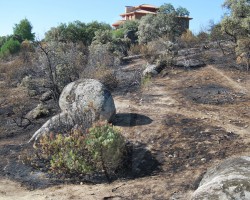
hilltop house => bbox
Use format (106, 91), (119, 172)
(112, 4), (192, 32)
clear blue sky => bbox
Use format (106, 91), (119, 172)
(0, 0), (226, 38)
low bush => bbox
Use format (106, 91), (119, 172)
(38, 129), (93, 174)
(86, 122), (126, 181)
(29, 122), (126, 182)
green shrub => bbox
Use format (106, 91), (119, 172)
(0, 38), (20, 58)
(112, 29), (124, 39)
(38, 129), (93, 174)
(31, 122), (126, 181)
(86, 122), (126, 180)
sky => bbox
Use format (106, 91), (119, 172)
(0, 0), (226, 38)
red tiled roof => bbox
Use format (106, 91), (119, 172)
(135, 4), (158, 9)
(120, 10), (156, 16)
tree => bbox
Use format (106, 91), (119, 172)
(138, 3), (187, 44)
(85, 21), (112, 46)
(45, 22), (87, 43)
(221, 0), (250, 69)
(13, 18), (35, 42)
(176, 6), (190, 17)
(44, 21), (111, 45)
(36, 40), (88, 101)
(120, 20), (139, 43)
(221, 0), (250, 42)
(158, 3), (175, 14)
(92, 30), (113, 45)
(210, 23), (232, 55)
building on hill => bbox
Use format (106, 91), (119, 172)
(112, 4), (192, 32)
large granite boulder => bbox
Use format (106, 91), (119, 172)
(192, 156), (250, 200)
(59, 79), (116, 120)
(29, 79), (116, 142)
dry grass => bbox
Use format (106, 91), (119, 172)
(0, 59), (33, 87)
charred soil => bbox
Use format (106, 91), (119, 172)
(0, 58), (250, 199)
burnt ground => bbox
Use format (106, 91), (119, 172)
(0, 58), (249, 199)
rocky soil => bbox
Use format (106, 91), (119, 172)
(0, 57), (249, 199)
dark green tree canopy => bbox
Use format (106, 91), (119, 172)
(45, 21), (111, 45)
(158, 3), (175, 14)
(138, 3), (190, 43)
(158, 4), (190, 16)
(13, 18), (35, 42)
(176, 6), (190, 17)
(221, 0), (250, 42)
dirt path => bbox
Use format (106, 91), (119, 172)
(0, 64), (249, 199)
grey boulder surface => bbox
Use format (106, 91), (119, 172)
(29, 79), (116, 142)
(192, 156), (250, 200)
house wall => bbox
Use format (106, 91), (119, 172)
(125, 6), (135, 13)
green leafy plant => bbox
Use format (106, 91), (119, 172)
(86, 122), (126, 181)
(37, 129), (93, 174)
(30, 122), (126, 182)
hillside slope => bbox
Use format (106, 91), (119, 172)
(0, 59), (249, 199)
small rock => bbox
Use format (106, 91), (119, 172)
(28, 89), (39, 97)
(26, 103), (50, 119)
(40, 91), (53, 102)
(142, 64), (158, 77)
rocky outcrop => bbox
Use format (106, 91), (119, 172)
(29, 79), (116, 142)
(175, 57), (205, 68)
(175, 47), (206, 69)
(192, 156), (250, 200)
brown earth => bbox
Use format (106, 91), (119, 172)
(0, 59), (249, 199)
